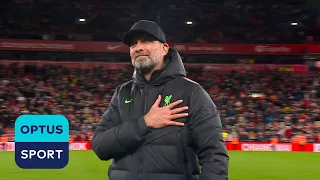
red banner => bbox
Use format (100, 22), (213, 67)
(1, 142), (319, 152)
(1, 142), (15, 151)
(69, 142), (91, 151)
(240, 143), (292, 152)
(0, 142), (92, 151)
(0, 61), (309, 72)
(1, 39), (320, 54)
(0, 60), (130, 69)
(313, 144), (320, 152)
(226, 142), (318, 152)
(202, 64), (308, 72)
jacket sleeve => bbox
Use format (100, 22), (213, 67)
(91, 86), (151, 161)
(188, 85), (229, 180)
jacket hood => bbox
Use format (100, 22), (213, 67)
(133, 48), (186, 86)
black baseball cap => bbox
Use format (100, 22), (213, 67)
(123, 20), (166, 46)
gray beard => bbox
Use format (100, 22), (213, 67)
(133, 58), (159, 75)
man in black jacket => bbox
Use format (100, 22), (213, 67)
(91, 20), (229, 180)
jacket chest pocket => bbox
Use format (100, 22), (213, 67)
(119, 98), (144, 124)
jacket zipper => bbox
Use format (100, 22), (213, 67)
(139, 85), (149, 180)
(144, 87), (148, 114)
(138, 164), (142, 180)
(178, 132), (190, 180)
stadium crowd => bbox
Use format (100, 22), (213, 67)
(0, 0), (319, 43)
(0, 0), (319, 146)
(0, 63), (319, 144)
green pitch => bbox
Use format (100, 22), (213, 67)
(0, 150), (319, 180)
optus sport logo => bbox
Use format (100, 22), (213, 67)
(15, 115), (69, 169)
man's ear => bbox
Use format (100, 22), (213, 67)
(162, 43), (169, 56)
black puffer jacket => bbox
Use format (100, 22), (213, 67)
(91, 48), (229, 180)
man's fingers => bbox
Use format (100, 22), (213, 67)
(169, 113), (189, 120)
(152, 95), (162, 107)
(165, 121), (185, 127)
(170, 106), (188, 114)
(167, 99), (183, 109)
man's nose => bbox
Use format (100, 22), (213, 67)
(134, 41), (144, 52)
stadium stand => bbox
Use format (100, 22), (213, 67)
(0, 0), (319, 43)
(0, 61), (319, 143)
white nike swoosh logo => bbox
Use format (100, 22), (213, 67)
(107, 45), (122, 50)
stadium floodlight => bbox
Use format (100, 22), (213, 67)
(291, 22), (298, 26)
(79, 18), (86, 22)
